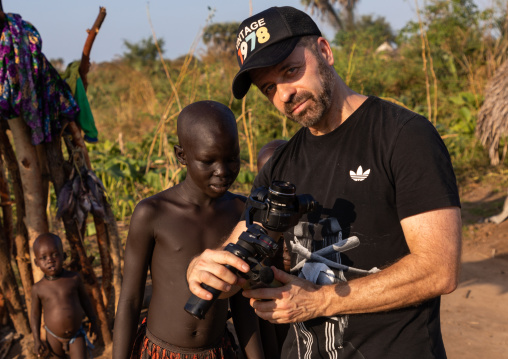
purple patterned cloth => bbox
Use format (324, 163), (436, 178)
(0, 13), (79, 145)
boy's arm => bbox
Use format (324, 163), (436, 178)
(76, 274), (98, 337)
(229, 291), (265, 359)
(30, 285), (46, 356)
(113, 201), (155, 359)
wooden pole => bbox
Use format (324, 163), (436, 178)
(0, 122), (34, 313)
(0, 148), (13, 254)
(75, 6), (123, 318)
(0, 221), (31, 337)
(79, 7), (107, 90)
(7, 118), (49, 282)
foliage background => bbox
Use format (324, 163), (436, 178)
(74, 0), (508, 223)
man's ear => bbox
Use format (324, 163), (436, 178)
(174, 144), (187, 166)
(317, 37), (334, 66)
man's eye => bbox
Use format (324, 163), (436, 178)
(265, 84), (275, 95)
(287, 67), (297, 75)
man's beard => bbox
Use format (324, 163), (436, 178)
(284, 58), (334, 128)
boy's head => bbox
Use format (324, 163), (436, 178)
(175, 101), (240, 198)
(33, 233), (65, 278)
(257, 139), (287, 172)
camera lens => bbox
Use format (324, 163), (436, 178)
(269, 181), (296, 196)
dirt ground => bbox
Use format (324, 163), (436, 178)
(440, 181), (508, 359)
(2, 180), (508, 359)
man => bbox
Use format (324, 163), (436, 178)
(187, 6), (461, 359)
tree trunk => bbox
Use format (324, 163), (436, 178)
(103, 200), (123, 316)
(0, 150), (14, 254)
(43, 137), (112, 346)
(0, 122), (34, 312)
(94, 217), (112, 310)
(0, 220), (31, 336)
(7, 117), (49, 282)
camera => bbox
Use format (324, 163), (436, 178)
(184, 181), (317, 319)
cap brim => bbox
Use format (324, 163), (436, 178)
(232, 37), (300, 99)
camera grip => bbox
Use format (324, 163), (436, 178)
(184, 283), (222, 320)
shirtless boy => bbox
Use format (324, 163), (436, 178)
(30, 233), (97, 359)
(113, 100), (263, 359)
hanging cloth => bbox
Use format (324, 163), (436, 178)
(61, 61), (98, 143)
(0, 13), (79, 145)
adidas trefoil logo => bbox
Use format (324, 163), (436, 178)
(350, 166), (370, 181)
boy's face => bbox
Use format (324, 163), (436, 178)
(34, 237), (64, 277)
(185, 129), (240, 198)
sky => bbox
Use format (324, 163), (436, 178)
(2, 0), (490, 65)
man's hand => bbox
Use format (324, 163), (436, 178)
(242, 266), (324, 323)
(187, 248), (251, 300)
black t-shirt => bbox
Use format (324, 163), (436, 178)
(253, 96), (460, 359)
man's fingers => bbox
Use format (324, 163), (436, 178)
(243, 267), (296, 300)
(243, 283), (283, 301)
(214, 249), (250, 273)
(272, 266), (294, 284)
(187, 249), (250, 299)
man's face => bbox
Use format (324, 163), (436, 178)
(250, 43), (334, 128)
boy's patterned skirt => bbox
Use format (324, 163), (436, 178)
(131, 319), (238, 359)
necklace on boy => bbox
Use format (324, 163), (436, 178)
(44, 269), (64, 281)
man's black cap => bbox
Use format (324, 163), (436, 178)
(232, 6), (321, 99)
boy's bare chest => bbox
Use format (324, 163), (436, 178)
(39, 279), (79, 304)
(153, 207), (241, 252)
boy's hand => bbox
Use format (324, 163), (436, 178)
(88, 321), (99, 342)
(34, 339), (47, 357)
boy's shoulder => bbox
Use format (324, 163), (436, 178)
(134, 188), (179, 213)
(224, 191), (247, 202)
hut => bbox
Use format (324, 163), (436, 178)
(476, 60), (508, 166)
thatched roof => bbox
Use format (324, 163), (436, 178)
(476, 60), (508, 166)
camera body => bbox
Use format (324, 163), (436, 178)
(184, 181), (317, 319)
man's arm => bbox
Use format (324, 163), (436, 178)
(112, 202), (154, 359)
(244, 207), (462, 323)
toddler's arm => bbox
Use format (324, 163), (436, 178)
(30, 286), (47, 356)
(77, 275), (99, 339)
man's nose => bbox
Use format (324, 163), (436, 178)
(277, 83), (296, 103)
